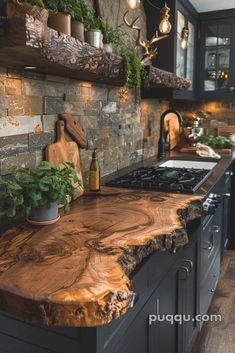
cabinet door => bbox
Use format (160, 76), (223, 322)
(174, 1), (197, 100)
(222, 171), (232, 248)
(181, 240), (199, 353)
(176, 10), (195, 90)
(199, 18), (235, 99)
(149, 266), (182, 353)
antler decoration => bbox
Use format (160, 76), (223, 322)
(123, 10), (169, 64)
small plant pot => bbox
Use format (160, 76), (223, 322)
(27, 202), (59, 226)
(103, 43), (115, 54)
(85, 29), (102, 48)
(48, 12), (71, 36)
(6, 1), (49, 23)
(71, 21), (84, 42)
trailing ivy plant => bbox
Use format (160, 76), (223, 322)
(0, 161), (80, 218)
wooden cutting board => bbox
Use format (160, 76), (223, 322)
(59, 113), (87, 148)
(164, 112), (180, 150)
(217, 126), (235, 138)
(45, 120), (84, 198)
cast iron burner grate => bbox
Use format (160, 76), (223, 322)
(106, 166), (211, 194)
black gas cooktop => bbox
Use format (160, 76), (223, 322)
(106, 165), (211, 194)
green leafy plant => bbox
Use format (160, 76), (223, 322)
(198, 135), (235, 149)
(98, 18), (124, 45)
(23, 0), (46, 7)
(0, 161), (80, 218)
(73, 0), (96, 25)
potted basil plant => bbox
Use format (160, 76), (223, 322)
(71, 0), (92, 42)
(0, 161), (80, 225)
(99, 19), (124, 54)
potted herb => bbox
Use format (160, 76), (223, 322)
(0, 161), (80, 225)
(84, 10), (102, 48)
(45, 0), (75, 35)
(71, 0), (92, 42)
(6, 0), (49, 24)
(98, 19), (124, 54)
(198, 135), (235, 149)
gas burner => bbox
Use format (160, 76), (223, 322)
(106, 166), (212, 194)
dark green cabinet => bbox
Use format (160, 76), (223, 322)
(198, 12), (235, 99)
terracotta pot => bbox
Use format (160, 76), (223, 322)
(85, 29), (102, 48)
(6, 1), (49, 23)
(48, 12), (71, 36)
(103, 43), (115, 54)
(71, 21), (84, 42)
(27, 202), (59, 225)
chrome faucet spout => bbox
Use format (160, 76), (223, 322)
(157, 109), (183, 160)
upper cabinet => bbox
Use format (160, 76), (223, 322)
(175, 2), (196, 95)
(198, 11), (235, 100)
(143, 0), (198, 99)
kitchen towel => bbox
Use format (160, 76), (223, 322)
(196, 143), (221, 159)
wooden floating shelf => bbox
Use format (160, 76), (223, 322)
(0, 15), (191, 89)
(0, 188), (202, 327)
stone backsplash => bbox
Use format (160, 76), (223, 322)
(0, 67), (168, 182)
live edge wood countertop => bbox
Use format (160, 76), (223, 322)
(0, 187), (202, 327)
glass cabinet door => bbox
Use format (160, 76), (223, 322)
(203, 23), (232, 92)
(176, 10), (195, 91)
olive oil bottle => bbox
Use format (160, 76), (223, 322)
(89, 148), (100, 191)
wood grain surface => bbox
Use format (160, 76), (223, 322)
(59, 113), (87, 149)
(164, 112), (180, 150)
(45, 120), (84, 198)
(0, 188), (202, 327)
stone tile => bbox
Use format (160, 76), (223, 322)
(6, 69), (21, 79)
(45, 75), (70, 84)
(5, 78), (22, 95)
(22, 79), (65, 97)
(64, 101), (86, 115)
(0, 152), (37, 175)
(0, 67), (7, 75)
(0, 115), (42, 137)
(42, 115), (58, 132)
(0, 74), (6, 94)
(0, 134), (29, 158)
(8, 95), (44, 116)
(0, 94), (8, 112)
(22, 70), (45, 81)
(102, 102), (117, 114)
(28, 132), (55, 152)
(78, 115), (97, 129)
(44, 97), (65, 114)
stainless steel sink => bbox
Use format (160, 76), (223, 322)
(158, 159), (217, 170)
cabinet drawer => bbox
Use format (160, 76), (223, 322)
(201, 213), (221, 283)
(148, 248), (182, 289)
(200, 251), (220, 317)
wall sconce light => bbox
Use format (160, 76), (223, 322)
(181, 27), (189, 49)
(159, 3), (172, 35)
(126, 0), (141, 10)
(124, 1), (171, 64)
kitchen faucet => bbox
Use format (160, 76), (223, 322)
(157, 109), (183, 160)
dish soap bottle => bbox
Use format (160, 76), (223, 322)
(89, 148), (100, 191)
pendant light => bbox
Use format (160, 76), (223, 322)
(159, 3), (172, 34)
